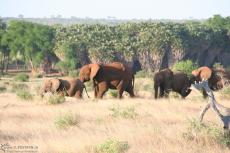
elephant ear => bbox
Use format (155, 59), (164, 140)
(50, 78), (61, 92)
(89, 63), (100, 80)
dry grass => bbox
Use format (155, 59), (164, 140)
(0, 77), (229, 153)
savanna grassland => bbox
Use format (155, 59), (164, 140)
(0, 75), (230, 153)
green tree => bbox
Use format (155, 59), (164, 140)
(0, 19), (10, 74)
(6, 20), (55, 73)
(172, 60), (198, 77)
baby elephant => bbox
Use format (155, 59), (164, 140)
(40, 78), (89, 99)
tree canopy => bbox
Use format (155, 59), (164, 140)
(0, 15), (230, 74)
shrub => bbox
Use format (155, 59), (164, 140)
(172, 60), (198, 77)
(54, 112), (80, 129)
(16, 90), (34, 101)
(182, 118), (230, 147)
(143, 84), (153, 92)
(94, 138), (129, 153)
(169, 92), (180, 98)
(109, 105), (138, 119)
(109, 90), (118, 98)
(0, 86), (7, 93)
(213, 62), (224, 69)
(33, 73), (43, 78)
(47, 93), (65, 105)
(85, 81), (94, 92)
(11, 83), (29, 93)
(14, 73), (29, 82)
(68, 70), (79, 77)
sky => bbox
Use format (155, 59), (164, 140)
(1, 0), (230, 19)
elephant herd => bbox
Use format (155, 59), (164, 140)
(40, 62), (230, 100)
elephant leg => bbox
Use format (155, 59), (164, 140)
(160, 85), (165, 98)
(93, 81), (99, 98)
(126, 87), (135, 98)
(154, 84), (159, 99)
(117, 80), (125, 99)
(164, 88), (170, 98)
(125, 81), (135, 98)
(118, 89), (124, 99)
(94, 86), (98, 98)
(97, 82), (108, 99)
(75, 90), (82, 99)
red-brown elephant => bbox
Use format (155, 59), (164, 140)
(190, 66), (230, 98)
(40, 77), (88, 99)
(79, 62), (135, 99)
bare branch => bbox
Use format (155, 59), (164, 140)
(191, 81), (230, 129)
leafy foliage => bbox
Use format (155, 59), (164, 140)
(94, 139), (129, 153)
(109, 105), (138, 119)
(172, 60), (198, 77)
(16, 90), (34, 101)
(14, 73), (29, 82)
(183, 118), (230, 147)
(47, 93), (65, 105)
(1, 15), (230, 73)
(54, 112), (80, 129)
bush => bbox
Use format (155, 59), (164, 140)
(16, 90), (34, 101)
(109, 90), (118, 98)
(11, 83), (29, 93)
(68, 70), (79, 77)
(213, 62), (224, 69)
(14, 73), (29, 82)
(54, 112), (80, 129)
(94, 139), (129, 153)
(85, 81), (94, 92)
(182, 118), (230, 147)
(143, 84), (153, 92)
(47, 93), (65, 105)
(33, 73), (43, 78)
(109, 105), (138, 119)
(0, 86), (7, 93)
(169, 92), (180, 98)
(172, 60), (198, 77)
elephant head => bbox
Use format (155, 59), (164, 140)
(191, 66), (225, 90)
(191, 66), (212, 81)
(40, 78), (61, 96)
(79, 64), (100, 82)
(154, 68), (174, 99)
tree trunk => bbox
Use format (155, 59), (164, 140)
(16, 59), (19, 70)
(4, 56), (9, 73)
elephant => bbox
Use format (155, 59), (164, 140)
(79, 62), (135, 99)
(190, 66), (229, 98)
(154, 69), (191, 99)
(154, 68), (173, 99)
(172, 71), (192, 98)
(40, 78), (89, 99)
(192, 66), (212, 81)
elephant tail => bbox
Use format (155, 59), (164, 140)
(84, 85), (90, 98)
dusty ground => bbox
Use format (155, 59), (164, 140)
(0, 77), (230, 153)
